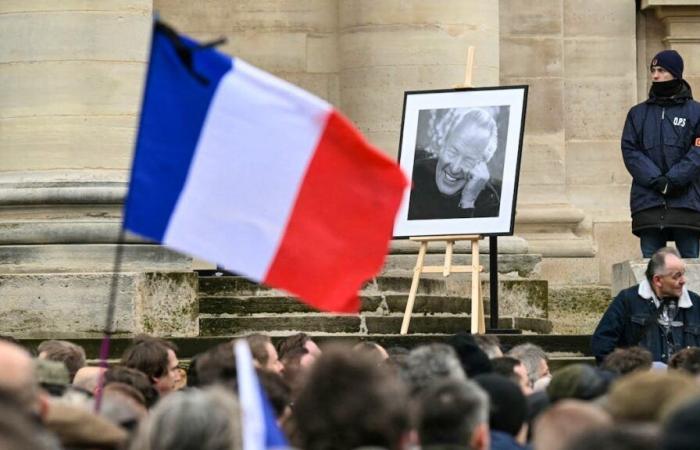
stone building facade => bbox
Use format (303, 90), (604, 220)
(1, 1), (699, 335)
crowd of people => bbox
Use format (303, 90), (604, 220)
(2, 330), (700, 450)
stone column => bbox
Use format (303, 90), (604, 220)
(155, 0), (340, 105)
(500, 0), (639, 285)
(337, 0), (500, 157)
(499, 0), (596, 284)
(0, 1), (198, 337)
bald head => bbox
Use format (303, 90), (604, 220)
(0, 341), (38, 412)
(73, 366), (107, 394)
(533, 400), (612, 450)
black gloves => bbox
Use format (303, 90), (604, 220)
(651, 176), (669, 194)
(651, 175), (687, 197)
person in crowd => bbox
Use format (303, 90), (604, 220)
(408, 108), (502, 219)
(621, 49), (700, 258)
(130, 386), (242, 450)
(448, 332), (493, 377)
(277, 333), (321, 396)
(35, 359), (70, 397)
(399, 343), (467, 396)
(600, 346), (653, 375)
(545, 364), (608, 404)
(0, 392), (61, 450)
(0, 340), (43, 416)
(257, 370), (292, 423)
(121, 335), (182, 398)
(416, 379), (490, 450)
(660, 396), (700, 450)
(37, 339), (86, 383)
(564, 426), (659, 450)
(491, 356), (533, 395)
(192, 341), (238, 391)
(246, 333), (284, 374)
(605, 370), (700, 423)
(73, 366), (106, 396)
(293, 345), (410, 450)
(533, 400), (612, 450)
(277, 332), (322, 362)
(668, 347), (700, 376)
(475, 374), (529, 450)
(507, 343), (550, 389)
(352, 341), (390, 363)
(475, 334), (504, 359)
(105, 366), (160, 409)
(592, 247), (700, 363)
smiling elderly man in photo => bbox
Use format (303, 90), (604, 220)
(408, 108), (502, 220)
(592, 247), (700, 363)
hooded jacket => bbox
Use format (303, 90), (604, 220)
(621, 80), (700, 220)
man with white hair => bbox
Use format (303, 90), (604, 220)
(408, 108), (502, 219)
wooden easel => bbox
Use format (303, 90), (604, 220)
(400, 46), (486, 335)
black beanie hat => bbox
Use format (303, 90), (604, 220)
(651, 50), (684, 80)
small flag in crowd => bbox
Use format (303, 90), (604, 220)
(234, 340), (288, 450)
(124, 22), (408, 313)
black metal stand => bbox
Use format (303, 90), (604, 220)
(486, 235), (522, 335)
(489, 235), (498, 330)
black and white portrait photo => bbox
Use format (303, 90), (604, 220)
(393, 86), (527, 238)
(407, 106), (509, 220)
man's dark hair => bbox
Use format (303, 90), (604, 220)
(120, 336), (170, 382)
(277, 333), (311, 359)
(601, 346), (653, 375)
(645, 246), (681, 284)
(37, 340), (86, 382)
(293, 345), (410, 450)
(194, 341), (238, 391)
(257, 370), (291, 418)
(491, 357), (524, 384)
(448, 332), (492, 377)
(105, 366), (159, 408)
(475, 374), (527, 436)
(417, 379), (489, 447)
(246, 333), (272, 367)
(669, 347), (700, 375)
(661, 396), (700, 450)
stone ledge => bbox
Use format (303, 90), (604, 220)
(0, 272), (198, 338)
(0, 244), (192, 273)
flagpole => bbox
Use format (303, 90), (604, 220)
(94, 227), (127, 412)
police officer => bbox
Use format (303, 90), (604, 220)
(621, 50), (700, 258)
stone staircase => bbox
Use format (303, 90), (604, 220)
(197, 273), (552, 337)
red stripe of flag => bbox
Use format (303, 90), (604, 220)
(264, 111), (408, 313)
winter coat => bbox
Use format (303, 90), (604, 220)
(621, 81), (700, 216)
(591, 282), (700, 363)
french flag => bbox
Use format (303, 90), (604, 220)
(124, 22), (407, 313)
(234, 340), (288, 450)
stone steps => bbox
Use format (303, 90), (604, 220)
(198, 313), (552, 336)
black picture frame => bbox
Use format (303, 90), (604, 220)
(393, 85), (528, 238)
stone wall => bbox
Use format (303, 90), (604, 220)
(0, 0), (151, 172)
(3, 0), (700, 313)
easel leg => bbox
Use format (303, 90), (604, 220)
(470, 239), (483, 334)
(401, 241), (427, 335)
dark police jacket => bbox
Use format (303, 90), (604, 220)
(621, 81), (700, 216)
(591, 282), (700, 363)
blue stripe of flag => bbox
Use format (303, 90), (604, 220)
(124, 23), (232, 241)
